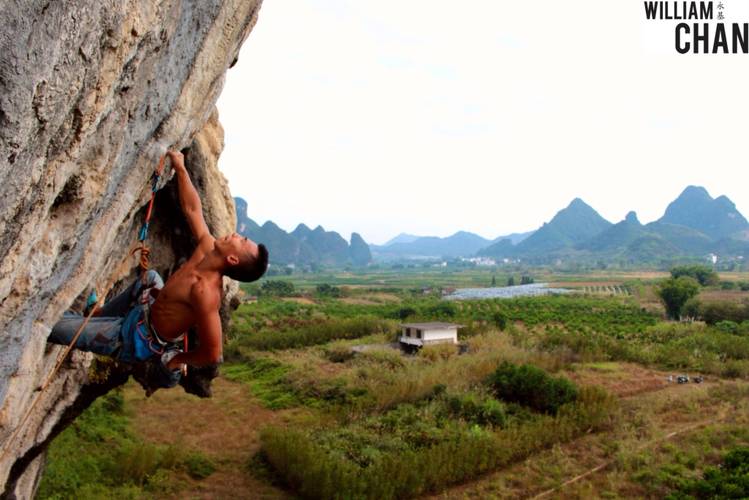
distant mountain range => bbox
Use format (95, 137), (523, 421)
(477, 186), (749, 264)
(236, 186), (749, 268)
(372, 186), (749, 265)
(234, 197), (372, 267)
(370, 230), (534, 260)
(371, 231), (493, 259)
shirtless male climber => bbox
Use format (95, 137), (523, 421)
(48, 150), (268, 389)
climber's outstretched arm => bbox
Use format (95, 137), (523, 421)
(169, 150), (212, 247)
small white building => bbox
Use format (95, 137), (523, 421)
(399, 322), (463, 348)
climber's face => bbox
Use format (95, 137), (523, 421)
(216, 233), (259, 266)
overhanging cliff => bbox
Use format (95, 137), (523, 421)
(0, 0), (262, 496)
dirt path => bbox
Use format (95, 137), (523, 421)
(124, 378), (292, 499)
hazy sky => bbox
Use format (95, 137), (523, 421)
(217, 0), (749, 245)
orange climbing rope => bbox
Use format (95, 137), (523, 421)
(0, 154), (171, 462)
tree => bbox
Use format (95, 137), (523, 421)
(393, 307), (417, 320)
(670, 265), (719, 286)
(507, 276), (515, 286)
(656, 276), (700, 320)
(428, 301), (457, 318)
(520, 275), (534, 285)
(491, 276), (496, 287)
(492, 312), (508, 330)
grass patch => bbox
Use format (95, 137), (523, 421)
(183, 452), (217, 480)
(584, 361), (623, 372)
(223, 355), (370, 410)
(222, 359), (299, 409)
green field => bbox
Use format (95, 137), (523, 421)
(39, 268), (749, 499)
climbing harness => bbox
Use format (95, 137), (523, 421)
(0, 153), (177, 462)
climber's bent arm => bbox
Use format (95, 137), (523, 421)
(169, 151), (213, 250)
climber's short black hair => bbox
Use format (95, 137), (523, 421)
(224, 243), (269, 283)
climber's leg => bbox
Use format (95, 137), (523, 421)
(48, 312), (123, 357)
(97, 270), (164, 317)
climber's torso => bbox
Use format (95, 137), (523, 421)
(149, 236), (222, 341)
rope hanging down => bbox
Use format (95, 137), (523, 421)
(0, 154), (170, 462)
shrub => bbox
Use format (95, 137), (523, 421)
(666, 446), (749, 499)
(445, 392), (507, 427)
(325, 343), (357, 363)
(392, 306), (417, 320)
(111, 441), (180, 486)
(359, 348), (406, 370)
(316, 283), (342, 298)
(721, 280), (737, 290)
(715, 320), (739, 335)
(419, 343), (458, 362)
(429, 384), (447, 399)
(700, 301), (749, 325)
(183, 452), (217, 479)
(260, 280), (296, 297)
(487, 362), (579, 415)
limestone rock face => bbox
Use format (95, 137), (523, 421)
(0, 0), (262, 495)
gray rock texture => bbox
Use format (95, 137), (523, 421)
(0, 0), (262, 495)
